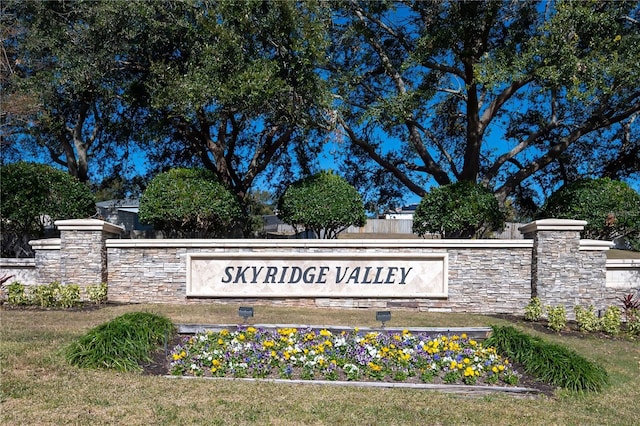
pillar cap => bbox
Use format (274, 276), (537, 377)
(54, 219), (125, 234)
(519, 218), (587, 234)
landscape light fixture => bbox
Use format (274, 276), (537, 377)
(376, 310), (391, 328)
(238, 306), (254, 323)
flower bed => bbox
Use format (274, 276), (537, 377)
(169, 326), (520, 386)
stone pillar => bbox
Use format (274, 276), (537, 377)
(54, 219), (124, 286)
(519, 219), (610, 315)
(29, 238), (61, 285)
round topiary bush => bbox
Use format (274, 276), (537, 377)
(537, 178), (640, 246)
(412, 181), (505, 238)
(139, 168), (242, 238)
(277, 170), (366, 239)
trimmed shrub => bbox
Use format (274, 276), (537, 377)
(58, 284), (81, 308)
(524, 297), (543, 321)
(601, 306), (622, 335)
(6, 281), (28, 305)
(277, 170), (366, 239)
(574, 305), (601, 333)
(139, 168), (242, 238)
(536, 178), (640, 248)
(412, 181), (505, 238)
(86, 283), (108, 304)
(546, 305), (567, 332)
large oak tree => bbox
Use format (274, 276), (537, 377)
(329, 0), (640, 209)
(142, 0), (331, 203)
(4, 0), (151, 182)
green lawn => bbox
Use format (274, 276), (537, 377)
(1, 303), (638, 425)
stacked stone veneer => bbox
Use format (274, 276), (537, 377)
(13, 218), (634, 316)
(520, 219), (611, 314)
(104, 239), (534, 314)
(31, 220), (124, 290)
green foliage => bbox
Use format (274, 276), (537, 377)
(86, 283), (108, 305)
(546, 305), (567, 332)
(277, 171), (366, 239)
(58, 284), (81, 309)
(5, 0), (150, 182)
(620, 293), (640, 321)
(65, 312), (175, 372)
(29, 282), (61, 308)
(574, 305), (601, 333)
(627, 309), (640, 335)
(330, 1), (640, 209)
(601, 306), (622, 336)
(4, 282), (83, 308)
(1, 162), (96, 257)
(5, 281), (28, 305)
(143, 0), (331, 203)
(537, 178), (640, 245)
(139, 168), (242, 238)
(524, 297), (543, 321)
(412, 181), (505, 238)
(486, 325), (608, 392)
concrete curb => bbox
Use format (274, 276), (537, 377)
(163, 375), (542, 396)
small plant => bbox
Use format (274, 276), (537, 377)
(6, 281), (28, 305)
(65, 311), (175, 372)
(86, 283), (108, 304)
(601, 306), (622, 336)
(58, 284), (81, 308)
(524, 297), (543, 321)
(546, 305), (567, 332)
(620, 293), (640, 322)
(574, 305), (601, 333)
(29, 281), (61, 308)
(627, 309), (640, 335)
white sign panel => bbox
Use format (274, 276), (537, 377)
(187, 252), (447, 298)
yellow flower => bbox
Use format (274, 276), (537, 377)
(320, 329), (332, 337)
(492, 366), (499, 373)
(212, 359), (221, 367)
(368, 362), (382, 372)
(246, 327), (257, 333)
(217, 338), (224, 345)
(614, 34), (622, 42)
(450, 361), (457, 369)
(464, 366), (474, 377)
(238, 334), (245, 341)
(461, 333), (467, 339)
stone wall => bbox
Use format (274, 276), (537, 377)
(104, 238), (534, 313)
(3, 218), (636, 317)
(0, 258), (37, 284)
